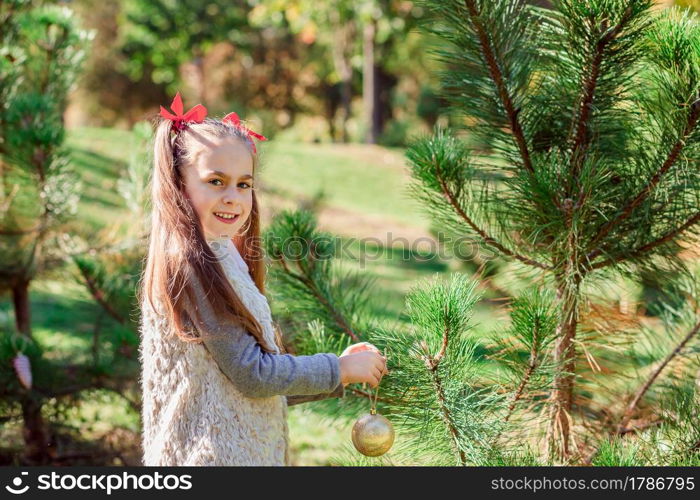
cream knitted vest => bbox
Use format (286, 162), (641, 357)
(139, 237), (289, 466)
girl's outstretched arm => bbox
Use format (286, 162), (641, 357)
(285, 384), (345, 406)
(201, 323), (342, 398)
(185, 278), (341, 399)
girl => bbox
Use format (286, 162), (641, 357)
(138, 93), (386, 466)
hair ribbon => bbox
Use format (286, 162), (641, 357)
(222, 112), (268, 153)
(159, 92), (207, 132)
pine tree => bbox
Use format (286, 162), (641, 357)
(266, 0), (700, 465)
(403, 0), (700, 460)
(0, 1), (91, 463)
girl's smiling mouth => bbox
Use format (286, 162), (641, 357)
(213, 212), (240, 224)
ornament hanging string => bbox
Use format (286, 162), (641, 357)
(370, 381), (380, 415)
(353, 378), (394, 457)
(362, 381), (381, 415)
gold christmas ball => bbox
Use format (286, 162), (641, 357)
(351, 412), (395, 457)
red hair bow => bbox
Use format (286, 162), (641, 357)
(159, 92), (207, 131)
(222, 112), (268, 153)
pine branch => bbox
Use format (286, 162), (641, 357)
(569, 6), (634, 180)
(618, 419), (664, 435)
(420, 309), (470, 465)
(75, 260), (125, 325)
(463, 0), (533, 175)
(616, 319), (700, 434)
(347, 386), (395, 405)
(277, 256), (361, 343)
(424, 355), (467, 465)
(585, 97), (700, 262)
(494, 290), (557, 438)
(429, 321), (450, 369)
(504, 337), (539, 425)
(434, 158), (551, 270)
(588, 211), (700, 271)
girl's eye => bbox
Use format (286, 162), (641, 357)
(209, 179), (224, 186)
(238, 182), (252, 189)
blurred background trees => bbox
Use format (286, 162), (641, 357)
(64, 0), (700, 144)
(69, 0), (444, 145)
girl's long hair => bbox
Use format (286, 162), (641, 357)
(138, 117), (277, 352)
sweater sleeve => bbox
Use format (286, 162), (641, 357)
(184, 277), (342, 399)
(286, 383), (345, 406)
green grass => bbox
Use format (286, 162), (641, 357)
(65, 127), (431, 232)
(258, 141), (431, 228)
(65, 127), (133, 235)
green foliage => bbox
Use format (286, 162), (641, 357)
(264, 209), (374, 353)
(66, 120), (152, 328)
(0, 4), (146, 461)
(404, 1), (700, 460)
(422, 0), (542, 154)
(266, 209), (553, 464)
(118, 0), (250, 86)
(408, 1), (700, 277)
(593, 382), (700, 466)
(266, 0), (700, 464)
(1, 4), (89, 283)
(251, 0), (425, 80)
(375, 274), (505, 465)
(676, 0), (700, 13)
(116, 121), (152, 222)
(488, 289), (559, 413)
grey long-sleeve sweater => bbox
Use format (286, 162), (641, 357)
(187, 274), (345, 403)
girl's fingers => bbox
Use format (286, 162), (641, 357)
(343, 342), (374, 356)
(378, 356), (387, 370)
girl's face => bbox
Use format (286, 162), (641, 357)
(182, 136), (254, 240)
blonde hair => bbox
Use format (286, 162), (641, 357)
(138, 117), (277, 352)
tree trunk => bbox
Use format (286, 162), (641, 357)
(363, 19), (377, 144)
(20, 395), (51, 464)
(13, 279), (51, 464)
(323, 82), (340, 141)
(193, 45), (206, 104)
(374, 65), (398, 140)
(12, 279), (31, 336)
(548, 278), (580, 462)
(339, 77), (351, 143)
(330, 14), (354, 143)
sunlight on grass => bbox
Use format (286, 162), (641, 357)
(287, 405), (354, 466)
(259, 141), (430, 228)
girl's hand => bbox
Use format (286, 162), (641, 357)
(339, 350), (388, 388)
(341, 341), (381, 357)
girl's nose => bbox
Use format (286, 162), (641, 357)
(222, 188), (243, 206)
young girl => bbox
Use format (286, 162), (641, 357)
(138, 93), (387, 466)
